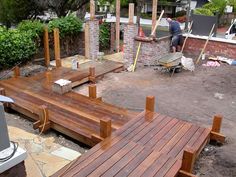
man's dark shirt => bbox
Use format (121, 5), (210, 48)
(169, 21), (182, 36)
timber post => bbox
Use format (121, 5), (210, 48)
(53, 28), (62, 68)
(14, 66), (20, 78)
(210, 115), (225, 143)
(179, 147), (197, 177)
(145, 96), (155, 112)
(90, 0), (95, 20)
(89, 67), (96, 83)
(0, 88), (5, 96)
(152, 0), (158, 35)
(45, 71), (52, 83)
(116, 0), (120, 52)
(128, 3), (134, 24)
(44, 27), (50, 67)
(88, 84), (97, 99)
(100, 119), (112, 139)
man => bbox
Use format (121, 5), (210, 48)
(167, 18), (183, 53)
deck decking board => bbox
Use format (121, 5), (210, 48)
(0, 62), (213, 177)
(53, 111), (212, 177)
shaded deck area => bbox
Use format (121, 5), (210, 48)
(0, 60), (135, 146)
(53, 98), (225, 177)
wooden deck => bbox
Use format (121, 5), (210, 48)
(0, 60), (135, 146)
(52, 98), (225, 177)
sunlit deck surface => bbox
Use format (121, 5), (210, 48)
(53, 111), (211, 177)
(0, 60), (135, 146)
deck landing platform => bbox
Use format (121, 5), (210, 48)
(53, 110), (214, 177)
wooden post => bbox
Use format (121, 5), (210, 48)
(210, 115), (225, 143)
(212, 115), (222, 133)
(53, 28), (61, 68)
(89, 84), (97, 99)
(100, 119), (112, 138)
(44, 27), (50, 67)
(128, 3), (134, 24)
(14, 66), (20, 78)
(85, 23), (90, 59)
(90, 0), (95, 20)
(145, 96), (155, 112)
(152, 0), (158, 34)
(0, 88), (5, 96)
(180, 147), (196, 174)
(45, 71), (52, 83)
(116, 0), (120, 52)
(89, 67), (96, 83)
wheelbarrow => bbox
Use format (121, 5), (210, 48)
(154, 52), (183, 77)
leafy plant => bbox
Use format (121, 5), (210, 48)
(0, 29), (36, 69)
(48, 15), (83, 38)
(194, 8), (214, 16)
(203, 0), (227, 15)
(99, 22), (110, 49)
(227, 0), (236, 12)
(18, 20), (45, 39)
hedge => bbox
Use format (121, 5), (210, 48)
(0, 16), (83, 70)
(48, 15), (83, 38)
(0, 27), (36, 69)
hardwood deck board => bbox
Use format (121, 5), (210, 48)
(127, 149), (162, 176)
(124, 113), (161, 140)
(114, 147), (153, 177)
(163, 160), (182, 177)
(167, 126), (200, 157)
(141, 118), (180, 146)
(53, 112), (212, 177)
(132, 115), (172, 143)
(62, 138), (129, 177)
(153, 123), (192, 151)
(101, 145), (144, 177)
(86, 142), (137, 177)
(141, 154), (172, 177)
(154, 158), (180, 177)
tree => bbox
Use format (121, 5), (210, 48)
(0, 0), (43, 28)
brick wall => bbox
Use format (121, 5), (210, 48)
(134, 37), (170, 66)
(86, 20), (99, 60)
(183, 37), (236, 59)
(89, 20), (99, 60)
(110, 23), (115, 52)
(123, 24), (138, 68)
(123, 24), (171, 67)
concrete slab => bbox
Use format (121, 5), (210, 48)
(51, 147), (81, 161)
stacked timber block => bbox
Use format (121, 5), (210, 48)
(52, 79), (72, 94)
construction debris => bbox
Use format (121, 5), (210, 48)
(181, 56), (195, 72)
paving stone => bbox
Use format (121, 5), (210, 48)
(31, 152), (67, 164)
(43, 160), (70, 177)
(51, 147), (81, 161)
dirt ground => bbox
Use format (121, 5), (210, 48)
(2, 62), (236, 176)
(75, 64), (236, 177)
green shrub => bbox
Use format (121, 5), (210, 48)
(18, 20), (45, 39)
(203, 1), (226, 15)
(99, 22), (110, 50)
(194, 8), (214, 16)
(48, 15), (83, 38)
(0, 29), (36, 69)
(227, 0), (236, 12)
